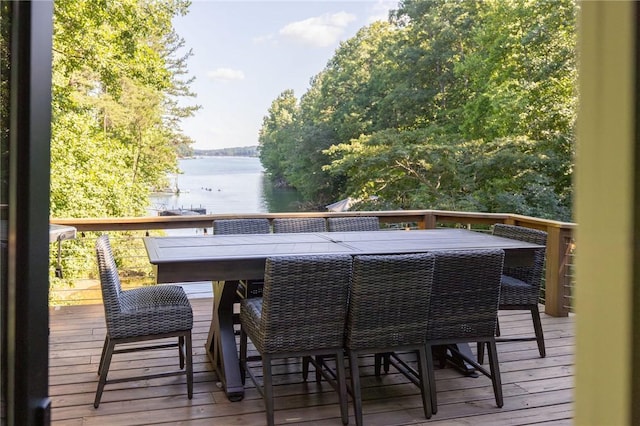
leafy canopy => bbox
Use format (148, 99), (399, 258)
(51, 0), (199, 218)
(258, 0), (577, 221)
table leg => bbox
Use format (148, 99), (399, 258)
(205, 280), (245, 401)
(205, 283), (219, 371)
(445, 343), (478, 377)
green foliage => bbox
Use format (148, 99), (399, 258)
(258, 89), (300, 186)
(325, 127), (462, 209)
(51, 0), (198, 219)
(49, 0), (199, 289)
(258, 0), (577, 221)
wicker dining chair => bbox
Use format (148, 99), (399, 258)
(213, 218), (271, 298)
(478, 224), (548, 362)
(327, 216), (380, 232)
(272, 217), (327, 233)
(426, 249), (505, 415)
(239, 255), (352, 426)
(94, 235), (193, 408)
(345, 253), (436, 425)
(213, 218), (271, 236)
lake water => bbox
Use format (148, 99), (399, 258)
(148, 156), (304, 215)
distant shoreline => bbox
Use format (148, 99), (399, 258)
(191, 146), (258, 157)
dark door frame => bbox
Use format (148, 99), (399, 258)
(4, 1), (53, 424)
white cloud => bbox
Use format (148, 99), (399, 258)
(367, 0), (396, 23)
(279, 11), (357, 48)
(207, 68), (245, 81)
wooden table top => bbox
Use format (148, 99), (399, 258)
(319, 228), (541, 253)
(144, 232), (354, 263)
(144, 229), (543, 283)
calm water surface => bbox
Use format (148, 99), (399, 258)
(149, 156), (304, 215)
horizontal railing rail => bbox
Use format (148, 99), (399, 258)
(50, 210), (575, 316)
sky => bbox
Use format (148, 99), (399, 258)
(172, 0), (399, 150)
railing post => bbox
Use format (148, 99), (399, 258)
(544, 226), (571, 317)
(422, 212), (436, 229)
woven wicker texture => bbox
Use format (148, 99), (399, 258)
(346, 253), (435, 349)
(272, 218), (326, 233)
(327, 217), (380, 232)
(213, 219), (269, 298)
(492, 224), (547, 305)
(94, 234), (194, 408)
(95, 235), (193, 339)
(213, 218), (270, 235)
(240, 254), (352, 354)
(427, 249), (504, 340)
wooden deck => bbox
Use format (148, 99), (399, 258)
(49, 293), (574, 425)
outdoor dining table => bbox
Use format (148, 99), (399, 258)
(143, 228), (544, 401)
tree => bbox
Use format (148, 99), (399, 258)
(50, 0), (198, 218)
(324, 127), (463, 210)
(259, 0), (577, 220)
(456, 0), (577, 215)
(258, 89), (299, 186)
(277, 23), (398, 205)
(389, 0), (481, 130)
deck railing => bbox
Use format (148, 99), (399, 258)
(50, 210), (576, 316)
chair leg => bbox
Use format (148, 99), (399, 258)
(97, 336), (109, 376)
(479, 315), (501, 364)
(374, 353), (382, 377)
(486, 340), (503, 408)
(335, 350), (349, 425)
(262, 355), (275, 426)
(315, 355), (324, 383)
(531, 305), (546, 358)
(373, 352), (391, 376)
(239, 327), (248, 385)
(179, 335), (185, 369)
(185, 332), (194, 399)
(349, 352), (364, 426)
(433, 345), (447, 369)
(302, 356), (310, 381)
(477, 342), (485, 365)
(94, 338), (116, 408)
(417, 346), (432, 419)
(425, 344), (438, 415)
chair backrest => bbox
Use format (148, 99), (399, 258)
(492, 224), (547, 289)
(213, 218), (270, 235)
(327, 217), (380, 232)
(427, 249), (504, 340)
(95, 235), (123, 327)
(259, 255), (352, 353)
(346, 253), (435, 350)
(272, 218), (326, 233)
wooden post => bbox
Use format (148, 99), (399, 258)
(422, 212), (436, 229)
(544, 226), (571, 317)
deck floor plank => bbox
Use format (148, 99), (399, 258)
(49, 298), (574, 425)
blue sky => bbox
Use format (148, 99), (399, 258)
(172, 0), (398, 150)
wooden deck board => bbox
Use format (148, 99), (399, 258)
(49, 297), (574, 425)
